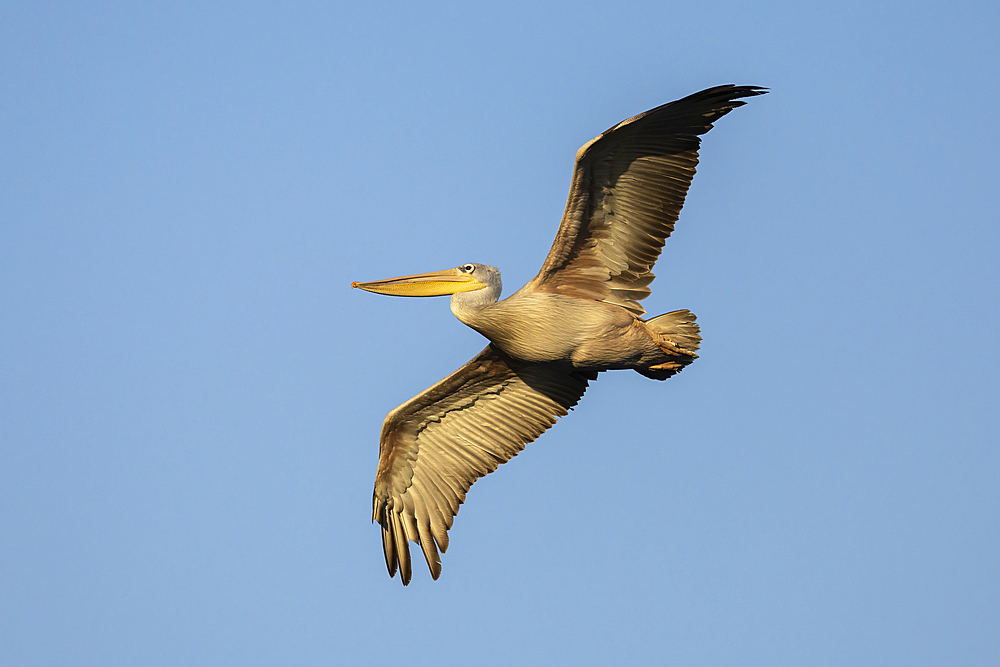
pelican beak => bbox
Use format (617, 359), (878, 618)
(352, 267), (487, 297)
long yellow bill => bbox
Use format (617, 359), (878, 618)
(351, 267), (486, 297)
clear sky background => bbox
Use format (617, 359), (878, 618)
(3, 2), (998, 665)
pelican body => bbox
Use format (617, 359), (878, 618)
(353, 85), (765, 584)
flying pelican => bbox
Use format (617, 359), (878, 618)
(353, 84), (765, 584)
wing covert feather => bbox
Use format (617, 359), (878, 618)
(372, 345), (596, 584)
(530, 84), (767, 315)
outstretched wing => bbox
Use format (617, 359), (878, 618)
(529, 84), (766, 315)
(372, 345), (596, 585)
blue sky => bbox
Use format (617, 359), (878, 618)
(3, 1), (998, 664)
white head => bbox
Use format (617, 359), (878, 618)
(352, 263), (502, 309)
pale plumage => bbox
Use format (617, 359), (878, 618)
(353, 84), (765, 584)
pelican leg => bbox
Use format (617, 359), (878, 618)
(635, 310), (701, 380)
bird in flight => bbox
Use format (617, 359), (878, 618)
(353, 84), (766, 584)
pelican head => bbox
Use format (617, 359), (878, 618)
(353, 263), (500, 299)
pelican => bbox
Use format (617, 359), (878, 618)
(353, 84), (765, 584)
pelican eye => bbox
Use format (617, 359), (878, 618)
(462, 264), (475, 273)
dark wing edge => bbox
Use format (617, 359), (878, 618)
(372, 345), (597, 585)
(530, 84), (767, 315)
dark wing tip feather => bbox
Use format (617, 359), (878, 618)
(582, 84), (767, 160)
(380, 520), (397, 578)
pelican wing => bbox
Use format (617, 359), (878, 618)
(530, 84), (766, 315)
(372, 344), (596, 584)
